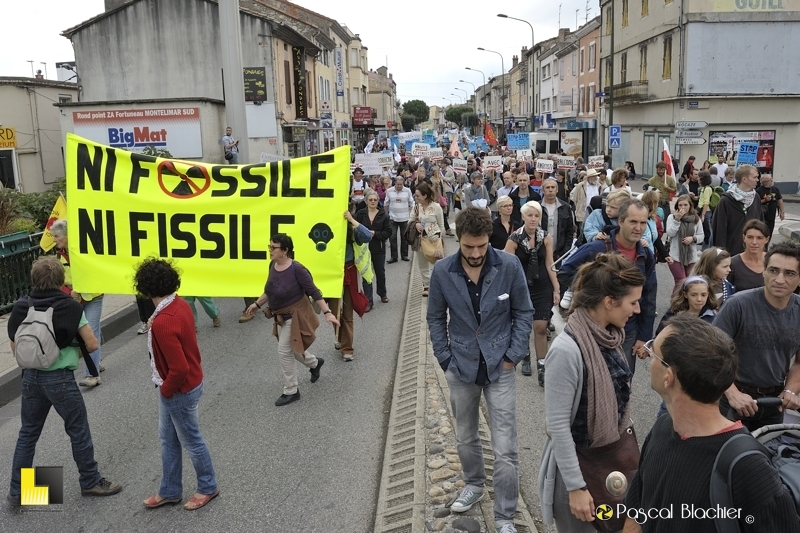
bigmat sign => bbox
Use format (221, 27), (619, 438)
(72, 108), (203, 158)
(66, 134), (349, 297)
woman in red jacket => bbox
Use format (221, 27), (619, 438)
(134, 259), (220, 511)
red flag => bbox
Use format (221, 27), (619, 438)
(662, 139), (674, 178)
(484, 122), (498, 147)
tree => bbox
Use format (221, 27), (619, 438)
(445, 105), (474, 128)
(402, 99), (429, 125)
(460, 112), (479, 130)
(400, 114), (416, 132)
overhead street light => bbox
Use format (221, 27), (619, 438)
(498, 14), (535, 131)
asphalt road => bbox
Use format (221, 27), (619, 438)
(0, 260), (414, 532)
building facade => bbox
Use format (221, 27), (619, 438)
(0, 77), (79, 192)
(368, 67), (399, 137)
(62, 0), (370, 163)
(600, 0), (800, 189)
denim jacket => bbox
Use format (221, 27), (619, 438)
(557, 229), (657, 342)
(427, 246), (534, 385)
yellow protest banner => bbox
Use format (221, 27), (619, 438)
(65, 134), (349, 297)
(39, 194), (67, 252)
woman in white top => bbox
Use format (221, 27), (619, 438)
(409, 182), (445, 297)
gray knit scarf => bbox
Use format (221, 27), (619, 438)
(564, 307), (630, 448)
(677, 214), (699, 266)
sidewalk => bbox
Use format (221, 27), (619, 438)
(0, 294), (140, 407)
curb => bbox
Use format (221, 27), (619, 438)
(0, 302), (139, 409)
(779, 222), (800, 243)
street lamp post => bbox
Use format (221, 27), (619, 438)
(450, 93), (464, 104)
(465, 67), (486, 126)
(454, 88), (468, 105)
(441, 98), (453, 127)
(478, 47), (506, 144)
(497, 14), (534, 132)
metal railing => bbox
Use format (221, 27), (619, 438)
(603, 80), (650, 103)
(0, 233), (46, 314)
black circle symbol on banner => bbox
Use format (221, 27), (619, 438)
(157, 160), (211, 199)
(596, 504), (614, 521)
(308, 223), (334, 252)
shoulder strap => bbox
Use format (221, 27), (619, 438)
(710, 433), (771, 533)
(604, 236), (614, 254)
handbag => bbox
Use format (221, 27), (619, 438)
(438, 194), (448, 208)
(421, 237), (444, 263)
(575, 425), (640, 532)
(224, 151), (234, 161)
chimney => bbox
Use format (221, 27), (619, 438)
(512, 55), (518, 68)
(558, 28), (571, 40)
(521, 46), (528, 57)
(35, 70), (44, 80)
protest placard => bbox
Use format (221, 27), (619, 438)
(516, 149), (533, 161)
(507, 133), (530, 150)
(588, 155), (605, 169)
(452, 158), (468, 173)
(535, 159), (554, 173)
(411, 142), (430, 157)
(556, 156), (576, 169)
(484, 156), (502, 171)
(736, 142), (759, 168)
(429, 148), (443, 162)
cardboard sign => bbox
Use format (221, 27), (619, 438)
(736, 141), (759, 168)
(516, 149), (533, 161)
(535, 159), (554, 173)
(452, 158), (468, 173)
(588, 155), (605, 170)
(507, 133), (530, 150)
(411, 142), (430, 157)
(556, 156), (576, 169)
(484, 156), (502, 171)
(429, 148), (444, 161)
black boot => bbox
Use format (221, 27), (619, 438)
(537, 360), (545, 387)
(521, 353), (532, 376)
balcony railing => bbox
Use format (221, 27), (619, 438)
(603, 80), (649, 103)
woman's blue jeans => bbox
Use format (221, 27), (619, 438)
(158, 383), (218, 498)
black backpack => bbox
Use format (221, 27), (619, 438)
(710, 427), (800, 533)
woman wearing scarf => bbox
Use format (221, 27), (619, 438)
(461, 171), (491, 211)
(710, 164), (764, 255)
(134, 259), (219, 510)
(538, 254), (645, 532)
(665, 194), (704, 291)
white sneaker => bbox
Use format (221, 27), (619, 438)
(497, 524), (517, 533)
(79, 376), (101, 388)
(137, 322), (149, 335)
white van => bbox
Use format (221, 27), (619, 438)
(529, 131), (560, 156)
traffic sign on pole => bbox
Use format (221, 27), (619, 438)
(675, 130), (703, 138)
(675, 138), (707, 145)
(674, 121), (708, 129)
(609, 125), (621, 150)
